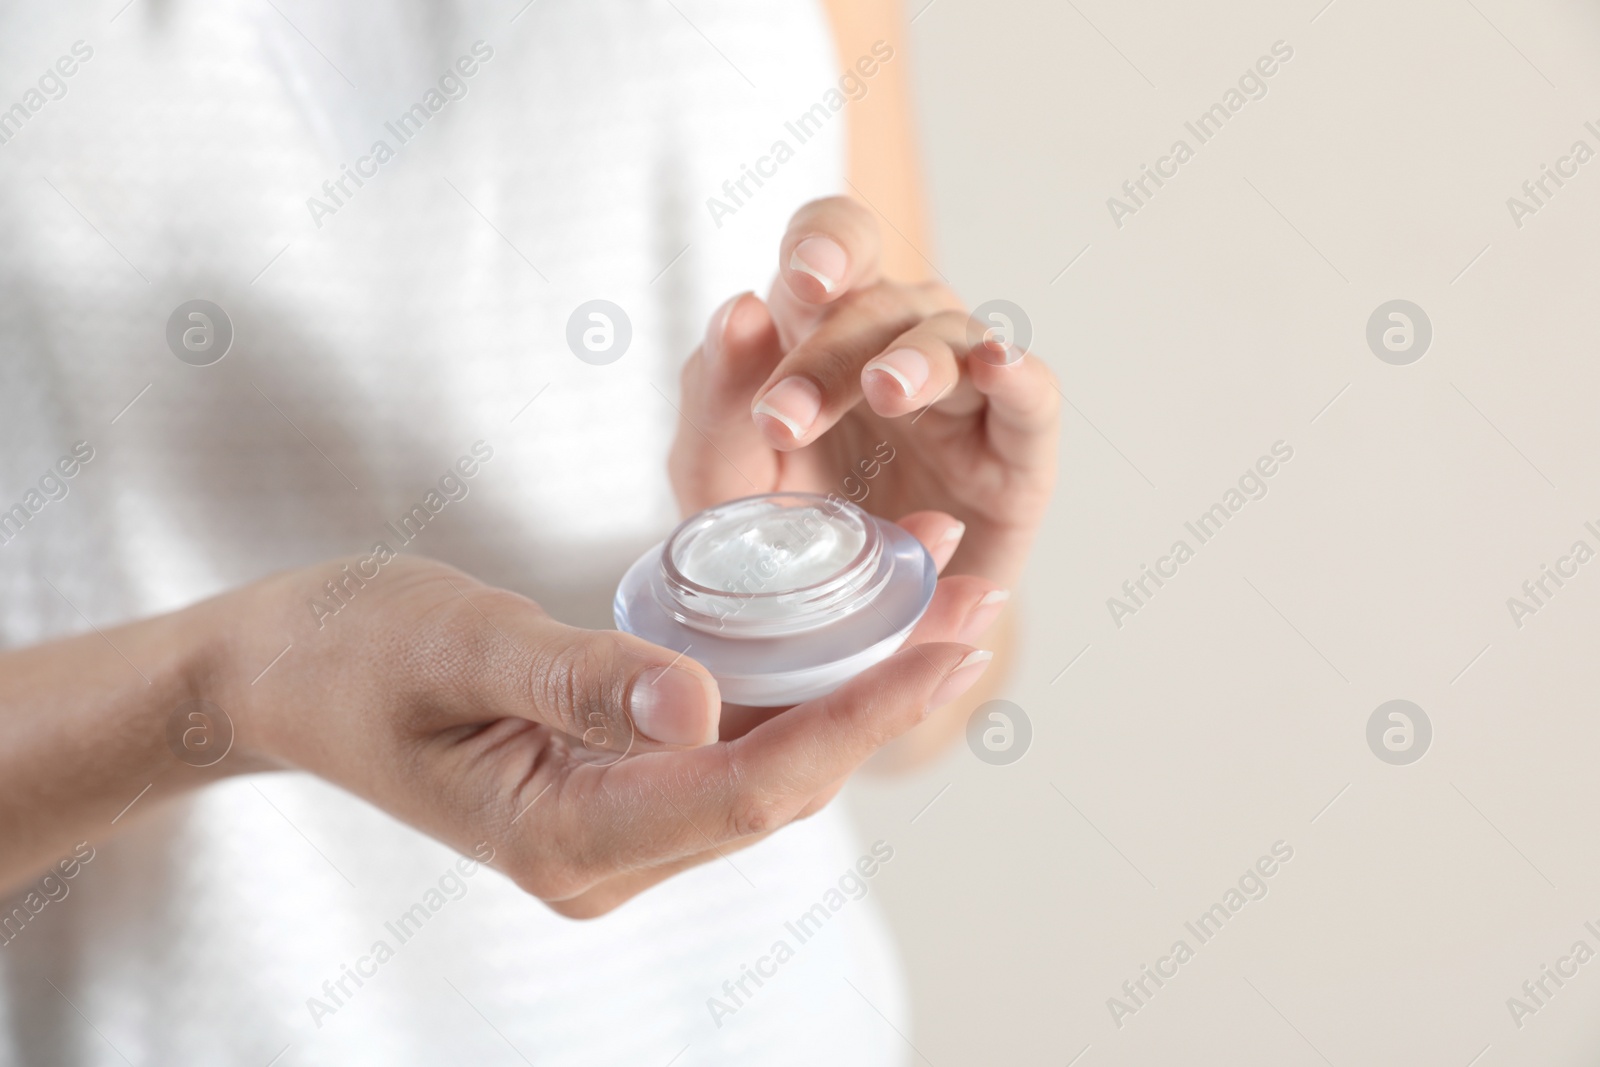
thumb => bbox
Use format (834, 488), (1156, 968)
(465, 589), (722, 750)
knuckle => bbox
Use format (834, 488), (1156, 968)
(406, 587), (545, 712)
(841, 282), (912, 324)
(383, 582), (510, 713)
(720, 747), (788, 838)
(723, 774), (787, 839)
(931, 308), (973, 340)
(917, 282), (964, 314)
(528, 637), (614, 736)
(729, 791), (786, 838)
(814, 346), (868, 391)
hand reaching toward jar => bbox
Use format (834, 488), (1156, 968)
(670, 196), (1060, 592)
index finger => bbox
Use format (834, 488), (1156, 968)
(779, 196), (882, 303)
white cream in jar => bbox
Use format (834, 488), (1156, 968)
(614, 493), (937, 706)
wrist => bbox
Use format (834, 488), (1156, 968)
(200, 558), (410, 776)
(178, 577), (296, 778)
(146, 596), (260, 782)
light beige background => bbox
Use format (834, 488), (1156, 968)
(848, 1), (1600, 1064)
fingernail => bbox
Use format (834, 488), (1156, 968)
(864, 348), (930, 398)
(704, 293), (745, 363)
(629, 666), (718, 746)
(790, 236), (847, 294)
(959, 589), (1010, 644)
(938, 521), (966, 545)
(753, 376), (822, 441)
(928, 650), (993, 712)
(976, 340), (1024, 367)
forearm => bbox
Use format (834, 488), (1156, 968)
(819, 0), (1004, 776)
(0, 602), (227, 888)
(821, 0), (930, 284)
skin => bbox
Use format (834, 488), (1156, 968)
(0, 0), (1059, 918)
(0, 551), (998, 914)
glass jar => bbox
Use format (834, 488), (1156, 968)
(614, 492), (937, 706)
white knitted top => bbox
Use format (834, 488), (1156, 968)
(0, 2), (909, 1063)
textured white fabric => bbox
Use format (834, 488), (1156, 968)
(0, 2), (910, 1063)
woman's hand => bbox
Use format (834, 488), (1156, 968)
(670, 196), (1060, 590)
(2, 542), (994, 914)
(191, 553), (995, 917)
